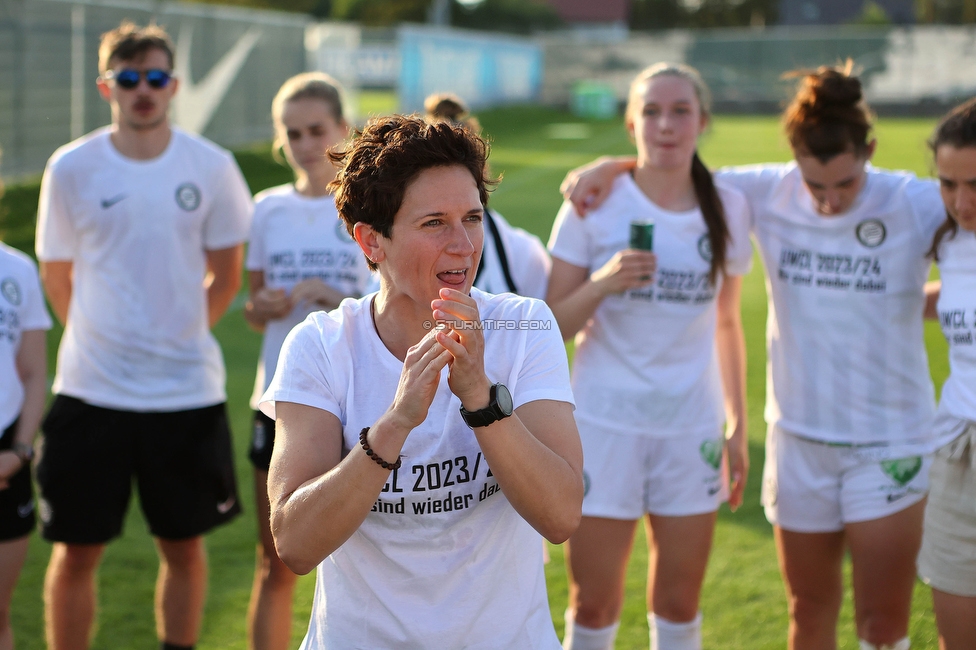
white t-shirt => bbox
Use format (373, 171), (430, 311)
(475, 210), (551, 299)
(35, 127), (253, 411)
(245, 184), (373, 409)
(0, 243), (53, 434)
(933, 228), (976, 431)
(717, 163), (943, 446)
(261, 289), (571, 650)
(547, 173), (753, 437)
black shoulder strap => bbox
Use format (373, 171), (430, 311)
(475, 211), (518, 294)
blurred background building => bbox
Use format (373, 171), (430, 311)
(4, 0), (976, 177)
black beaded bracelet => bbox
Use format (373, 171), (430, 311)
(359, 427), (402, 471)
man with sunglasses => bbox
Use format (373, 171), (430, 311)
(34, 20), (252, 650)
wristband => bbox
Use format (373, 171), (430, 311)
(359, 427), (401, 471)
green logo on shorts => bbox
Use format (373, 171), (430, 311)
(880, 456), (923, 486)
(699, 439), (723, 471)
(582, 470), (591, 497)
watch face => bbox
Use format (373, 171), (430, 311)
(495, 384), (514, 416)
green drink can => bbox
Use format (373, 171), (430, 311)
(629, 219), (654, 251)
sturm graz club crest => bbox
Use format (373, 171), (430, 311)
(881, 457), (923, 487)
(335, 219), (354, 244)
(1, 278), (21, 306)
(699, 439), (722, 471)
(175, 183), (202, 211)
(855, 219), (886, 248)
(697, 234), (713, 262)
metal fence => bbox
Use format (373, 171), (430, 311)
(540, 25), (976, 115)
(0, 0), (309, 179)
(7, 2), (976, 180)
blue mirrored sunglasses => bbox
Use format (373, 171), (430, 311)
(104, 68), (172, 89)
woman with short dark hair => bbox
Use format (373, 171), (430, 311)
(263, 114), (583, 649)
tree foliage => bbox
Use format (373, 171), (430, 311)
(916, 0), (976, 23)
(452, 0), (562, 34)
(180, 0), (561, 31)
(181, 0), (334, 17)
(631, 0), (779, 29)
(330, 0), (429, 25)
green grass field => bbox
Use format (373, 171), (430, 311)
(0, 106), (951, 649)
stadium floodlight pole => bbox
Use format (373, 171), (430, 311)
(427, 0), (450, 25)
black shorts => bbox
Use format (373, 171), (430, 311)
(0, 418), (35, 542)
(248, 410), (276, 472)
(36, 395), (241, 543)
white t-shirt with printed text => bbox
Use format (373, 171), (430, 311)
(548, 173), (753, 437)
(245, 184), (372, 409)
(717, 163), (943, 446)
(261, 289), (572, 650)
(0, 243), (52, 433)
(933, 228), (976, 434)
(35, 127), (253, 411)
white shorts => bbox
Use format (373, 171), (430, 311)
(918, 421), (976, 597)
(761, 425), (931, 533)
(579, 423), (728, 520)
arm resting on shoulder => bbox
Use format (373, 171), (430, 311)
(40, 261), (72, 325)
(205, 244), (244, 327)
(560, 155), (637, 215)
(715, 275), (748, 511)
(471, 399), (583, 543)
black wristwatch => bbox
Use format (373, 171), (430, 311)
(459, 383), (514, 429)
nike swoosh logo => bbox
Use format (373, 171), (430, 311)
(707, 486), (721, 496)
(886, 492), (907, 503)
(172, 27), (261, 134)
(17, 500), (34, 518)
(101, 194), (127, 209)
(216, 497), (237, 514)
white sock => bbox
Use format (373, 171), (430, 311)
(562, 610), (619, 650)
(649, 612), (702, 650)
(859, 638), (910, 650)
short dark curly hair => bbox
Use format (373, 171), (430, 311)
(98, 20), (175, 74)
(328, 115), (496, 270)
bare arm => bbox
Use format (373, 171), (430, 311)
(433, 290), (583, 542)
(205, 245), (244, 328)
(924, 280), (941, 320)
(243, 270), (291, 333)
(40, 261), (72, 325)
(715, 276), (748, 511)
(0, 329), (47, 490)
(270, 330), (453, 574)
(545, 254), (655, 341)
(290, 278), (353, 310)
(269, 404), (415, 574)
(560, 156), (637, 215)
(470, 399), (583, 542)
